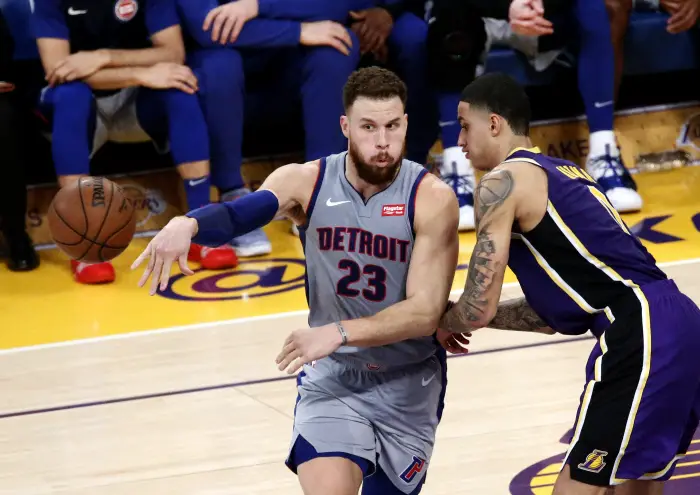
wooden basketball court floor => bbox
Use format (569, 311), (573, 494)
(2, 166), (700, 494)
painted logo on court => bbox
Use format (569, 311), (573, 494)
(509, 428), (700, 494)
(159, 258), (306, 301)
(120, 184), (168, 228)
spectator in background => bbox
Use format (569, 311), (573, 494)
(0, 7), (39, 272)
(176, 0), (360, 240)
(506, 0), (643, 213)
(348, 1), (440, 166)
(347, 1), (488, 232)
(33, 0), (238, 285)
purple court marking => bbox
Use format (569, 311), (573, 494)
(0, 335), (593, 420)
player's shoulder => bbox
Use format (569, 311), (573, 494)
(275, 159), (322, 183)
(418, 172), (458, 208)
(414, 172), (459, 229)
(482, 159), (542, 197)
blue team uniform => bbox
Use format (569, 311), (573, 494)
(33, 0), (209, 186)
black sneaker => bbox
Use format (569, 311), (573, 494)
(5, 231), (39, 272)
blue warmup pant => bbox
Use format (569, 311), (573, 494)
(187, 48), (246, 192)
(38, 81), (209, 176)
(181, 41), (359, 194)
(573, 0), (615, 132)
(437, 91), (461, 149)
(245, 41), (359, 162)
(544, 0), (614, 133)
(387, 12), (439, 164)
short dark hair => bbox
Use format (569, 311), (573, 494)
(460, 73), (531, 136)
(343, 66), (407, 112)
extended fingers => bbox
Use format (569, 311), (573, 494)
(276, 342), (302, 372)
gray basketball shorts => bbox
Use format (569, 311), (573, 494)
(285, 352), (447, 494)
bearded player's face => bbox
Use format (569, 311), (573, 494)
(341, 96), (407, 185)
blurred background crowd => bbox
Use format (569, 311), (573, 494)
(0, 0), (697, 283)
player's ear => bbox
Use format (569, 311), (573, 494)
(489, 114), (501, 137)
(340, 115), (350, 139)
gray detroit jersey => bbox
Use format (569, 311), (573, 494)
(300, 151), (438, 369)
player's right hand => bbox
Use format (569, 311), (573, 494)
(349, 8), (393, 54)
(300, 21), (353, 56)
(47, 50), (110, 86)
(138, 63), (199, 94)
(131, 216), (196, 296)
(508, 0), (553, 36)
(436, 328), (471, 355)
(663, 0), (700, 34)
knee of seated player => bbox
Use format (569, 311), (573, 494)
(304, 28), (360, 73)
(174, 0), (221, 48)
(388, 13), (429, 60)
(574, 0), (612, 39)
(297, 457), (364, 495)
(188, 48), (244, 98)
(553, 464), (610, 495)
(47, 81), (93, 119)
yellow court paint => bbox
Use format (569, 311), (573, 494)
(1, 166), (700, 349)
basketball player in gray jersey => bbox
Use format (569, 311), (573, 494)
(132, 67), (461, 494)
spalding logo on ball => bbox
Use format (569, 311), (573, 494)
(48, 176), (136, 263)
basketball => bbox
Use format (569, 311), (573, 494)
(47, 176), (137, 263)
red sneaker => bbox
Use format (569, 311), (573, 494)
(188, 243), (238, 270)
(71, 260), (115, 284)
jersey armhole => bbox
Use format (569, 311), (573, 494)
(408, 168), (429, 239)
(299, 157), (327, 231)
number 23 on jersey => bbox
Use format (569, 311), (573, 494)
(336, 260), (387, 302)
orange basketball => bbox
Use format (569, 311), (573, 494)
(47, 176), (137, 263)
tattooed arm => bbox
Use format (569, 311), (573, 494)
(440, 166), (516, 332)
(489, 297), (555, 334)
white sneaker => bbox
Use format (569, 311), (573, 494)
(586, 145), (643, 213)
(221, 187), (273, 257)
(440, 146), (475, 231)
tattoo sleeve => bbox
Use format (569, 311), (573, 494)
(488, 297), (554, 333)
(441, 169), (514, 332)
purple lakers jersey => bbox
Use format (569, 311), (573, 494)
(503, 148), (666, 336)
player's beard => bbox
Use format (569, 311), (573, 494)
(348, 139), (404, 185)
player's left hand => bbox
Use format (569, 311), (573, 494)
(203, 0), (259, 44)
(276, 325), (343, 374)
(47, 50), (110, 86)
(436, 328), (471, 355)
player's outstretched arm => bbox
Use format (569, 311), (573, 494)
(131, 161), (318, 295)
(275, 174), (460, 374)
(441, 166), (516, 332)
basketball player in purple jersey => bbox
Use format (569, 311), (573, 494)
(439, 72), (700, 494)
(133, 66), (461, 494)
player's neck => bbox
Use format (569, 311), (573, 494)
(499, 136), (534, 163)
(345, 155), (398, 199)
